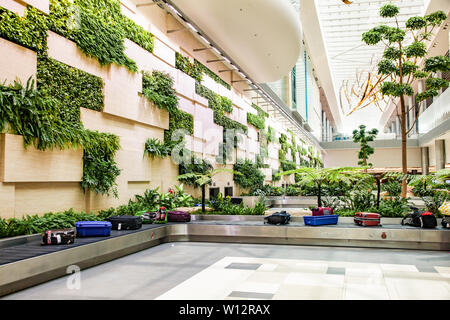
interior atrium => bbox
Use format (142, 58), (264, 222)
(0, 0), (449, 305)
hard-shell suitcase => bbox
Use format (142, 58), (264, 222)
(41, 228), (75, 245)
(76, 221), (112, 237)
(168, 211), (191, 222)
(304, 215), (339, 226)
(354, 212), (381, 227)
(264, 211), (291, 225)
(312, 207), (333, 216)
(107, 215), (142, 230)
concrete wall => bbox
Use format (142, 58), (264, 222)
(0, 0), (319, 218)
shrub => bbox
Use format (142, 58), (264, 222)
(233, 159), (265, 190)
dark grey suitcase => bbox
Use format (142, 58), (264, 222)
(107, 215), (142, 230)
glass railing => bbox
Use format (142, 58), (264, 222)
(418, 87), (450, 134)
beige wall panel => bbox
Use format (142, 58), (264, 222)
(0, 183), (15, 219)
(175, 70), (196, 100)
(0, 0), (25, 16)
(117, 149), (151, 182)
(323, 147), (422, 169)
(14, 182), (86, 217)
(136, 96), (170, 129)
(47, 31), (108, 79)
(103, 64), (142, 122)
(0, 38), (36, 85)
(124, 39), (175, 77)
(149, 157), (179, 193)
(80, 107), (167, 144)
(126, 181), (153, 204)
(1, 134), (83, 183)
(87, 175), (126, 212)
(153, 37), (176, 67)
(178, 95), (195, 115)
(20, 0), (49, 14)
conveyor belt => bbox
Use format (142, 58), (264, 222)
(0, 218), (449, 297)
(0, 224), (163, 266)
(0, 220), (448, 266)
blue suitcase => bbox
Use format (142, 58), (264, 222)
(76, 221), (112, 237)
(303, 215), (339, 226)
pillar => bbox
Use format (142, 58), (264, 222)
(435, 139), (446, 171)
(421, 147), (429, 175)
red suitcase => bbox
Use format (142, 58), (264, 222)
(168, 210), (191, 222)
(312, 207), (333, 216)
(354, 212), (381, 227)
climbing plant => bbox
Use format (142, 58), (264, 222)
(37, 57), (104, 124)
(0, 5), (48, 52)
(142, 70), (193, 151)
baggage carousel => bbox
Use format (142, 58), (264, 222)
(0, 216), (449, 297)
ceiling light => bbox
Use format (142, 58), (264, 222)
(185, 22), (198, 33)
(166, 4), (182, 17)
(211, 47), (221, 55)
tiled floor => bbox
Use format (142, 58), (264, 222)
(156, 256), (450, 300)
(3, 242), (450, 300)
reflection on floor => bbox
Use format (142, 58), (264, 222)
(156, 256), (450, 300)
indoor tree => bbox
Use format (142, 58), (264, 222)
(356, 3), (449, 198)
(276, 167), (365, 207)
(352, 125), (379, 170)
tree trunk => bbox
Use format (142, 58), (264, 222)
(201, 184), (206, 213)
(398, 47), (408, 199)
(376, 177), (381, 209)
(400, 94), (408, 198)
(317, 183), (322, 207)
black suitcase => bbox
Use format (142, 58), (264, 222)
(41, 229), (75, 245)
(107, 215), (142, 230)
(264, 211), (291, 225)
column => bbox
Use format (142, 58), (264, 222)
(421, 147), (429, 175)
(435, 139), (446, 171)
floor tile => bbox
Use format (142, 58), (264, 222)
(285, 273), (345, 287)
(327, 267), (346, 275)
(416, 266), (438, 273)
(246, 271), (288, 284)
(384, 278), (450, 300)
(380, 264), (419, 273)
(226, 263), (262, 270)
(273, 284), (344, 300)
(344, 283), (390, 300)
(235, 281), (280, 294)
(227, 291), (274, 300)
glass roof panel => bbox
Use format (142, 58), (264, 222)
(315, 0), (427, 133)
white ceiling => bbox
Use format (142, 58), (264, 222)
(170, 0), (303, 83)
(315, 0), (427, 133)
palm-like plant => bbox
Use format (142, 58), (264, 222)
(276, 167), (367, 207)
(177, 168), (242, 212)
